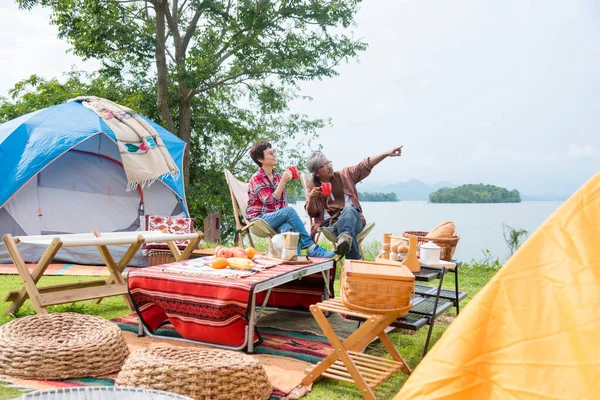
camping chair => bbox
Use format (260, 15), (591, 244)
(300, 173), (375, 259)
(224, 170), (277, 248)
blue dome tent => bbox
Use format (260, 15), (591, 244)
(0, 101), (189, 266)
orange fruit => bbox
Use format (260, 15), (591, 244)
(211, 257), (229, 269)
(246, 247), (256, 259)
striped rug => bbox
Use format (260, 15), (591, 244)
(114, 310), (358, 364)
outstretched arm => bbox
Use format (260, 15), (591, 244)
(368, 146), (403, 167)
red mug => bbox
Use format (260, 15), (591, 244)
(288, 165), (300, 180)
(321, 182), (332, 196)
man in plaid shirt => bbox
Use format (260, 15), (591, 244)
(246, 140), (334, 258)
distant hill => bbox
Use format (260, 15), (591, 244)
(359, 179), (454, 201)
(429, 184), (521, 203)
(359, 179), (566, 202)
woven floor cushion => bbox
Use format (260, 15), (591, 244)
(0, 313), (129, 380)
(115, 347), (272, 400)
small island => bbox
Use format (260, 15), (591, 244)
(358, 192), (399, 202)
(429, 184), (521, 203)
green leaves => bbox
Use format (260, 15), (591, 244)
(13, 0), (367, 241)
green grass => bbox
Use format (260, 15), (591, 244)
(0, 383), (24, 400)
(0, 244), (499, 399)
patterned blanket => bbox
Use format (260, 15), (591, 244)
(128, 258), (336, 348)
(69, 96), (179, 189)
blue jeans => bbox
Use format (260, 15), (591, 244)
(256, 207), (313, 249)
(327, 206), (364, 259)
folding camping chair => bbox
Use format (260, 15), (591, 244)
(299, 173), (375, 259)
(224, 170), (277, 248)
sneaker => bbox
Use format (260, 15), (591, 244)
(307, 244), (335, 258)
(335, 233), (353, 256)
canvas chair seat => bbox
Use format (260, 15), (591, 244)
(224, 170), (278, 248)
(300, 173), (375, 259)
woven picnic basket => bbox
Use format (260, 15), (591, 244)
(341, 260), (415, 315)
(147, 249), (176, 266)
(115, 347), (272, 400)
(0, 313), (129, 380)
(402, 231), (460, 261)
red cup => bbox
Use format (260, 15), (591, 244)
(321, 182), (332, 196)
(289, 165), (300, 180)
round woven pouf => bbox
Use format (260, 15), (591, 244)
(0, 313), (129, 380)
(115, 347), (272, 400)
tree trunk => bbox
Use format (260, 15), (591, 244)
(178, 89), (193, 185)
(155, 0), (175, 133)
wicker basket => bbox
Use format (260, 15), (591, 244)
(341, 260), (415, 315)
(0, 313), (129, 380)
(147, 249), (176, 266)
(402, 231), (460, 261)
(115, 347), (272, 400)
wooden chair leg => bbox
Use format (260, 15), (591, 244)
(247, 231), (255, 248)
(234, 230), (245, 248)
(358, 240), (365, 260)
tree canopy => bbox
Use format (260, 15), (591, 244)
(429, 184), (521, 203)
(17, 0), (366, 181)
(6, 0), (367, 239)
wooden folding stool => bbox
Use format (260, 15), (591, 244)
(302, 298), (411, 400)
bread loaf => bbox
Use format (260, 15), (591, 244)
(426, 221), (455, 239)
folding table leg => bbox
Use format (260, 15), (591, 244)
(303, 305), (376, 399)
(2, 235), (62, 315)
(378, 331), (412, 375)
(174, 233), (202, 261)
(92, 240), (143, 309)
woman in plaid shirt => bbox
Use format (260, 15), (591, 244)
(246, 140), (334, 258)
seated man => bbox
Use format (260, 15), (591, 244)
(246, 140), (334, 258)
(304, 147), (403, 259)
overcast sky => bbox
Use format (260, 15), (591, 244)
(1, 0), (599, 196)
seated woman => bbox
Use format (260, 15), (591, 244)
(246, 140), (334, 258)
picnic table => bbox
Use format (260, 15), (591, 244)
(2, 231), (202, 315)
(131, 257), (335, 352)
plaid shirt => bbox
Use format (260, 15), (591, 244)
(246, 168), (287, 220)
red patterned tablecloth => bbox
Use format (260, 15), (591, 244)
(128, 258), (335, 347)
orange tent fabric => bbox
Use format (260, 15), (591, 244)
(396, 173), (600, 399)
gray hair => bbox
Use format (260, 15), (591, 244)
(306, 151), (325, 176)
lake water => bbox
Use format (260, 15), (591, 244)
(291, 201), (563, 262)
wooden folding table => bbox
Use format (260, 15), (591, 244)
(302, 298), (411, 400)
(2, 231), (202, 315)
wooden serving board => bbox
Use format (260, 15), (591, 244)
(256, 255), (314, 265)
